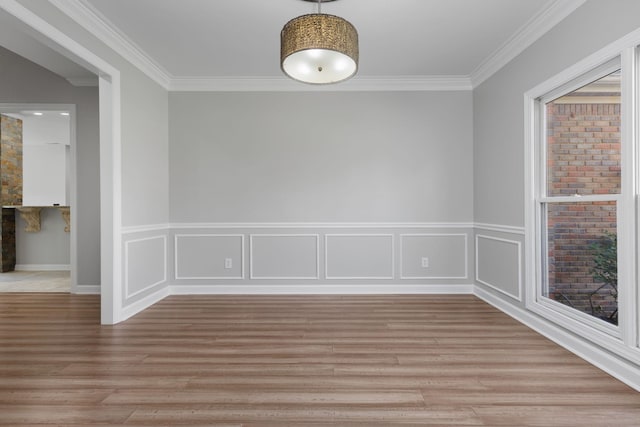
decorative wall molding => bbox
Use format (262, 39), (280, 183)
(175, 234), (245, 280)
(249, 234), (320, 280)
(475, 286), (640, 392)
(124, 235), (167, 299)
(474, 222), (525, 235)
(475, 234), (522, 301)
(121, 223), (170, 234)
(470, 0), (587, 87)
(325, 234), (394, 280)
(399, 233), (468, 280)
(171, 284), (474, 295)
(170, 222), (474, 229)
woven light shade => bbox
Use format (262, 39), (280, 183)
(281, 13), (358, 84)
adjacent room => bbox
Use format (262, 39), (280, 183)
(1, 0), (640, 425)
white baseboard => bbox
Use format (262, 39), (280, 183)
(474, 286), (640, 392)
(170, 284), (474, 295)
(120, 285), (170, 322)
(15, 264), (70, 271)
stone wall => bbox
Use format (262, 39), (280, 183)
(0, 115), (23, 205)
(0, 115), (22, 272)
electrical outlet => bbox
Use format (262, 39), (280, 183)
(224, 258), (233, 269)
(421, 257), (429, 268)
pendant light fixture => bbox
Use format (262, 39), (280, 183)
(280, 0), (359, 85)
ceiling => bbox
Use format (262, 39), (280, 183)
(0, 0), (587, 90)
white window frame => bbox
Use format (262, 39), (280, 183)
(524, 37), (639, 363)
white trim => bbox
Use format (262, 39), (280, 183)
(525, 68), (626, 342)
(169, 222), (474, 230)
(475, 286), (640, 392)
(124, 235), (167, 299)
(120, 285), (170, 322)
(470, 0), (587, 87)
(121, 223), (170, 234)
(249, 234), (320, 280)
(174, 234), (245, 280)
(170, 76), (472, 92)
(475, 234), (522, 302)
(49, 0), (171, 89)
(99, 74), (121, 325)
(170, 284), (474, 295)
(618, 47), (638, 350)
(399, 233), (469, 280)
(325, 234), (395, 280)
(66, 77), (98, 87)
(15, 264), (71, 271)
(539, 194), (621, 203)
(474, 223), (525, 235)
(68, 105), (78, 295)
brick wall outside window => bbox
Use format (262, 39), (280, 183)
(546, 102), (620, 323)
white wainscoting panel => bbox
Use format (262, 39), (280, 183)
(475, 234), (522, 301)
(325, 234), (394, 279)
(250, 234), (319, 279)
(175, 234), (244, 279)
(124, 235), (167, 299)
(400, 234), (468, 279)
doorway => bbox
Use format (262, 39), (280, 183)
(0, 104), (76, 293)
(0, 2), (122, 324)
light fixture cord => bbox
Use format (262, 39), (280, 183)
(317, 0), (322, 14)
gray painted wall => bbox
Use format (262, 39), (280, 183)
(169, 91), (473, 223)
(16, 208), (70, 267)
(473, 0), (640, 227)
(0, 45), (98, 285)
(120, 72), (169, 227)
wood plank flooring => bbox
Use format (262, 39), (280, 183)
(0, 293), (639, 426)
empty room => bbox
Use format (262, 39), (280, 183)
(1, 0), (640, 425)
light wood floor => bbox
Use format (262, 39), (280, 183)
(0, 271), (70, 292)
(0, 294), (639, 426)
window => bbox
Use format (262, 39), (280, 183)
(542, 65), (621, 328)
(525, 48), (639, 360)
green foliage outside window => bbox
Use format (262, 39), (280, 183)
(589, 232), (617, 324)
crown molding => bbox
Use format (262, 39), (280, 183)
(47, 1), (470, 92)
(49, 0), (172, 89)
(169, 75), (473, 92)
(470, 0), (587, 88)
(50, 0), (584, 92)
